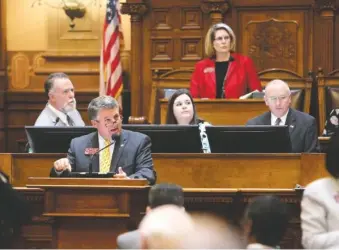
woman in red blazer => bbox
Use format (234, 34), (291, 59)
(190, 23), (262, 99)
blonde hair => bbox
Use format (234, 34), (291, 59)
(205, 23), (236, 58)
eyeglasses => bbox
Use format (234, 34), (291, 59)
(267, 95), (289, 103)
(95, 114), (123, 126)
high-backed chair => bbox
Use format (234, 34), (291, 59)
(148, 69), (193, 124)
(317, 68), (339, 135)
(258, 68), (312, 113)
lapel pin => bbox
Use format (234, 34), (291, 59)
(290, 125), (294, 128)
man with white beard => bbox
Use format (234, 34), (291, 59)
(35, 73), (85, 126)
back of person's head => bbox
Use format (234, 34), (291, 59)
(326, 130), (339, 178)
(244, 195), (289, 247)
(182, 213), (245, 249)
(44, 72), (70, 98)
(148, 183), (184, 209)
(139, 205), (193, 249)
(205, 23), (236, 57)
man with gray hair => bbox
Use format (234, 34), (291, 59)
(35, 73), (85, 126)
(50, 96), (156, 184)
(246, 79), (319, 152)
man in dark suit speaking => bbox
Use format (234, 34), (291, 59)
(50, 96), (156, 184)
(246, 79), (320, 153)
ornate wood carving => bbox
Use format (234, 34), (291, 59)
(8, 53), (31, 89)
(121, 3), (148, 22)
(180, 37), (203, 61)
(314, 0), (336, 16)
(181, 7), (202, 30)
(201, 0), (230, 24)
(246, 18), (299, 72)
(151, 9), (171, 30)
(151, 38), (173, 61)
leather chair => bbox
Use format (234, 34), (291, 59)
(148, 69), (193, 124)
(258, 68), (312, 113)
(317, 68), (339, 134)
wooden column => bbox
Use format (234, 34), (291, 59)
(313, 0), (336, 73)
(201, 0), (230, 25)
(0, 0), (7, 152)
(121, 2), (147, 116)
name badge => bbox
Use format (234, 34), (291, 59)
(203, 67), (215, 73)
(84, 148), (99, 155)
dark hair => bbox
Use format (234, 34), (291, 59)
(245, 195), (289, 247)
(326, 130), (339, 177)
(166, 89), (200, 124)
(44, 72), (70, 97)
(87, 95), (119, 121)
(148, 183), (184, 209)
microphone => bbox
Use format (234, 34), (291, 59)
(88, 134), (120, 175)
(54, 117), (60, 126)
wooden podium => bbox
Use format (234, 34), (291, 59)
(160, 99), (267, 125)
(27, 177), (149, 249)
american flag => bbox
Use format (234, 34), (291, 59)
(100, 0), (124, 98)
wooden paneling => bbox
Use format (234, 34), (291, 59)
(123, 0), (319, 118)
(3, 153), (327, 188)
(18, 188), (304, 249)
(160, 99), (267, 125)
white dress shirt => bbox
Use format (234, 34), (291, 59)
(301, 177), (339, 249)
(271, 110), (289, 126)
(47, 103), (70, 126)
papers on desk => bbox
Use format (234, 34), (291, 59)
(239, 90), (261, 99)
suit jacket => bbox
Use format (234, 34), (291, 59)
(0, 171), (31, 248)
(117, 230), (141, 249)
(246, 108), (320, 153)
(301, 177), (339, 249)
(50, 130), (156, 185)
(190, 53), (262, 99)
(34, 104), (85, 126)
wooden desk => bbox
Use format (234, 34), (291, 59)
(1, 153), (326, 248)
(26, 178), (148, 249)
(0, 153), (327, 188)
(160, 99), (267, 125)
(18, 187), (303, 249)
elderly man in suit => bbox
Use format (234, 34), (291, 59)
(34, 72), (85, 126)
(50, 95), (156, 184)
(117, 183), (184, 249)
(246, 79), (320, 153)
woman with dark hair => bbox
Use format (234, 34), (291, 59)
(301, 131), (339, 249)
(166, 89), (208, 125)
(190, 23), (262, 99)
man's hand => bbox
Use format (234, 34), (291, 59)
(53, 158), (72, 172)
(114, 167), (129, 179)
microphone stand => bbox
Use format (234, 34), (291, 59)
(65, 134), (120, 178)
(86, 139), (116, 177)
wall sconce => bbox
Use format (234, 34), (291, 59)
(32, 0), (97, 29)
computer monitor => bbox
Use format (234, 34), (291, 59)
(25, 126), (96, 153)
(25, 125), (203, 153)
(123, 124), (202, 153)
(205, 125), (292, 153)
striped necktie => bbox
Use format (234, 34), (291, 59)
(100, 139), (111, 173)
(275, 118), (281, 126)
(66, 115), (75, 126)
